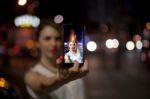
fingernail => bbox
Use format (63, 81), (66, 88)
(59, 55), (63, 61)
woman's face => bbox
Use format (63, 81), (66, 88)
(68, 41), (77, 52)
(38, 26), (62, 58)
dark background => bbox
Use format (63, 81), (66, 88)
(0, 0), (150, 99)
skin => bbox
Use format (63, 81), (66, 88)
(65, 41), (78, 63)
(24, 25), (89, 94)
(68, 41), (77, 53)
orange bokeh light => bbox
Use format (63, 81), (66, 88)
(0, 78), (6, 88)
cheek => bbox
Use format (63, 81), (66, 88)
(57, 42), (62, 49)
(39, 41), (48, 50)
(68, 45), (71, 48)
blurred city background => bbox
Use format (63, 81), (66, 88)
(0, 0), (150, 99)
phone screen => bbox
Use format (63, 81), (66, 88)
(63, 24), (85, 66)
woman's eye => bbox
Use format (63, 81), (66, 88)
(44, 37), (51, 40)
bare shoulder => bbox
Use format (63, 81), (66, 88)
(24, 69), (45, 92)
(24, 70), (37, 83)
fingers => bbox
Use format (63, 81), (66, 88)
(68, 60), (79, 74)
(58, 59), (89, 81)
(58, 68), (69, 80)
(83, 60), (89, 71)
(80, 60), (89, 75)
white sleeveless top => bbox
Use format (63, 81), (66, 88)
(65, 49), (83, 63)
(26, 64), (85, 99)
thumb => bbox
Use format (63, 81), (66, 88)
(56, 55), (63, 65)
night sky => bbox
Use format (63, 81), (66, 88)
(0, 0), (150, 27)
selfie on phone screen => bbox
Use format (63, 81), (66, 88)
(63, 25), (85, 64)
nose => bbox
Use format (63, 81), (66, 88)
(50, 38), (57, 47)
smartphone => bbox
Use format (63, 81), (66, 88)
(63, 24), (85, 67)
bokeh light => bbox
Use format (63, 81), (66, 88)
(136, 41), (143, 50)
(54, 15), (64, 24)
(126, 41), (135, 50)
(18, 0), (27, 6)
(106, 39), (113, 49)
(100, 24), (109, 33)
(105, 39), (119, 49)
(26, 40), (34, 49)
(13, 45), (21, 55)
(14, 14), (40, 28)
(0, 78), (6, 88)
(32, 16), (40, 28)
(133, 34), (142, 42)
(146, 22), (150, 30)
(143, 28), (150, 38)
(143, 40), (150, 48)
(113, 39), (119, 48)
(87, 41), (97, 52)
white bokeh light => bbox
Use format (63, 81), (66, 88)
(126, 41), (135, 50)
(18, 0), (27, 6)
(32, 16), (40, 28)
(14, 14), (40, 28)
(113, 39), (119, 48)
(136, 41), (143, 50)
(87, 41), (97, 52)
(106, 39), (113, 48)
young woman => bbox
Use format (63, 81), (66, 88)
(64, 41), (82, 63)
(24, 19), (89, 99)
(64, 30), (83, 63)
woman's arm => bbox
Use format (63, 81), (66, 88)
(24, 60), (89, 94)
(24, 70), (67, 94)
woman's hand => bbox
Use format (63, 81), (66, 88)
(56, 55), (89, 83)
(24, 55), (89, 93)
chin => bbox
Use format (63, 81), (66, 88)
(46, 53), (57, 58)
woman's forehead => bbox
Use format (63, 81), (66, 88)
(69, 42), (76, 44)
(40, 26), (60, 36)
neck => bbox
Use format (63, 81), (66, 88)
(40, 55), (57, 73)
(70, 49), (77, 54)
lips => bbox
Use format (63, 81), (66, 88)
(51, 48), (56, 54)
